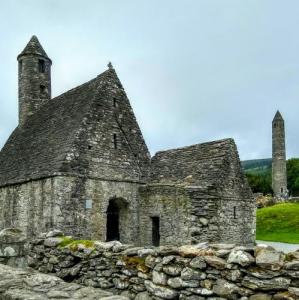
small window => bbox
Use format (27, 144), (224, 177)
(40, 85), (46, 94)
(38, 59), (45, 73)
(233, 206), (237, 219)
(88, 145), (92, 150)
(85, 199), (92, 209)
(113, 134), (117, 149)
(281, 187), (283, 193)
(19, 61), (23, 73)
(113, 98), (117, 107)
(151, 217), (160, 246)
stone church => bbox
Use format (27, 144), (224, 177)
(0, 36), (255, 246)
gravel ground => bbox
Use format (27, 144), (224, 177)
(256, 240), (299, 253)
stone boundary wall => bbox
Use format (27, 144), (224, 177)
(0, 263), (128, 299)
(26, 231), (299, 300)
(0, 228), (27, 268)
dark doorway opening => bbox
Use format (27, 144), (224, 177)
(106, 201), (120, 241)
(151, 216), (160, 246)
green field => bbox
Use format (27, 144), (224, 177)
(256, 202), (299, 243)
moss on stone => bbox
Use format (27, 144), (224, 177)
(58, 237), (95, 251)
(122, 256), (149, 273)
(58, 236), (74, 247)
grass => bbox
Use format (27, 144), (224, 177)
(256, 202), (299, 244)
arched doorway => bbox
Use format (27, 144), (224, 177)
(106, 198), (128, 242)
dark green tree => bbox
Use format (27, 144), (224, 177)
(245, 170), (272, 195)
(287, 158), (299, 196)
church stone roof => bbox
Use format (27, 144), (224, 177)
(0, 74), (103, 186)
(149, 138), (239, 188)
(17, 36), (51, 61)
(0, 67), (150, 186)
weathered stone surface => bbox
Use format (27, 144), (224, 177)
(178, 245), (212, 258)
(210, 243), (236, 250)
(0, 228), (26, 243)
(134, 291), (152, 300)
(255, 248), (285, 271)
(0, 263), (124, 299)
(152, 270), (168, 285)
(228, 250), (255, 267)
(249, 294), (272, 300)
(288, 287), (299, 296)
(181, 267), (205, 280)
(44, 238), (63, 247)
(284, 260), (299, 270)
(213, 279), (239, 298)
(273, 291), (297, 300)
(190, 256), (207, 269)
(204, 255), (227, 269)
(242, 276), (291, 291)
(144, 280), (178, 299)
(46, 230), (64, 238)
(163, 264), (183, 276)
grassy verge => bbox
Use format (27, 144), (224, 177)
(256, 202), (299, 244)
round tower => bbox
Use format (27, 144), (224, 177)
(272, 110), (287, 199)
(17, 36), (52, 125)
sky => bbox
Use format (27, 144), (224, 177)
(0, 0), (298, 160)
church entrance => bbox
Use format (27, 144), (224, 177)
(106, 198), (128, 242)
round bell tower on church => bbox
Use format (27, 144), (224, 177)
(17, 35), (52, 125)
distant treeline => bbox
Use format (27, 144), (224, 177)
(241, 158), (299, 196)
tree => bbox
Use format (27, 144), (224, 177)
(287, 158), (299, 196)
(245, 171), (272, 195)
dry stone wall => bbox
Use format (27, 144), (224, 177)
(0, 263), (128, 300)
(26, 231), (299, 300)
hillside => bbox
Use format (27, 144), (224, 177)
(256, 202), (299, 243)
(241, 158), (272, 175)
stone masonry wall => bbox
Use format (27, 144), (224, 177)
(139, 185), (192, 246)
(0, 263), (128, 300)
(27, 231), (299, 300)
(0, 228), (27, 268)
(0, 176), (142, 243)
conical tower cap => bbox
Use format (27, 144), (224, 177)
(273, 110), (284, 121)
(17, 36), (51, 62)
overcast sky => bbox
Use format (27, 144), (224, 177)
(0, 1), (298, 160)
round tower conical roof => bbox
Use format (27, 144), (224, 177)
(17, 36), (51, 62)
(273, 110), (284, 122)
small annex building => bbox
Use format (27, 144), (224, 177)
(0, 36), (255, 246)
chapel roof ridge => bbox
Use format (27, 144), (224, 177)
(51, 67), (115, 102)
(154, 138), (235, 155)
